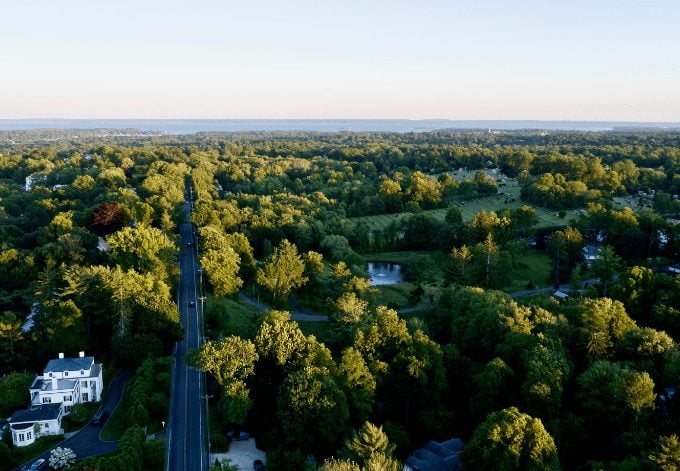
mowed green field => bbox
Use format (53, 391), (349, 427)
(352, 194), (578, 232)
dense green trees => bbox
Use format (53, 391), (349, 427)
(464, 407), (560, 470)
(650, 434), (680, 471)
(546, 227), (584, 284)
(2, 130), (680, 470)
(256, 239), (308, 303)
(201, 248), (242, 296)
(0, 372), (33, 417)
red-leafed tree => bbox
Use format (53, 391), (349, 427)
(90, 201), (127, 236)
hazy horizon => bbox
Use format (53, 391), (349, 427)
(2, 0), (679, 121)
(2, 118), (679, 134)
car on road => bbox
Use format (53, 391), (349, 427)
(29, 459), (47, 470)
(187, 242), (193, 247)
(92, 409), (108, 425)
(253, 460), (266, 471)
(188, 301), (196, 308)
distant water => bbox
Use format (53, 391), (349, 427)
(367, 262), (404, 286)
(1, 119), (679, 134)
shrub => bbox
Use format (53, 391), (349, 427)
(211, 433), (230, 452)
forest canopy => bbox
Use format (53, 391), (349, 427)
(1, 129), (679, 470)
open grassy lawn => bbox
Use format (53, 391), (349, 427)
(362, 251), (441, 264)
(100, 398), (127, 441)
(352, 196), (578, 233)
(505, 250), (552, 292)
(207, 295), (263, 339)
(372, 283), (417, 309)
(613, 194), (654, 211)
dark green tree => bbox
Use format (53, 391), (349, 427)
(463, 407), (561, 470)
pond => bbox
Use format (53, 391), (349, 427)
(367, 262), (405, 285)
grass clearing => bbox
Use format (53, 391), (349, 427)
(506, 250), (552, 292)
(363, 251), (440, 264)
(207, 294), (262, 339)
(372, 283), (417, 309)
(352, 193), (579, 233)
(100, 397), (128, 441)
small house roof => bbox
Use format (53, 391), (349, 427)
(440, 438), (464, 453)
(10, 404), (62, 424)
(405, 438), (464, 471)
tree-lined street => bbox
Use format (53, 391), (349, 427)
(166, 193), (208, 471)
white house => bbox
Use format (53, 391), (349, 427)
(583, 245), (601, 266)
(9, 352), (103, 447)
(29, 352), (103, 413)
(9, 403), (63, 447)
(24, 174), (47, 191)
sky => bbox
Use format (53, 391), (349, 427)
(1, 0), (679, 121)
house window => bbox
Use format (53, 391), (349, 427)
(19, 433), (25, 441)
(63, 395), (72, 402)
(44, 423), (49, 429)
(81, 370), (84, 375)
(49, 373), (53, 377)
(64, 371), (69, 376)
(27, 431), (32, 440)
(82, 392), (89, 402)
(42, 397), (51, 404)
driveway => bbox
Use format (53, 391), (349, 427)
(16, 370), (132, 470)
(211, 439), (266, 470)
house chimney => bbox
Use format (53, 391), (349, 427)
(79, 351), (85, 358)
(58, 352), (64, 359)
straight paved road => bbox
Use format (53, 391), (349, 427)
(166, 193), (208, 471)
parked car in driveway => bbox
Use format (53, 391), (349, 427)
(29, 458), (47, 470)
(92, 409), (108, 425)
(227, 430), (250, 441)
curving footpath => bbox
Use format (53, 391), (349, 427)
(238, 291), (329, 321)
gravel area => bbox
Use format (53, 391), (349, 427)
(211, 439), (266, 470)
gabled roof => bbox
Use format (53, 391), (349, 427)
(440, 438), (464, 453)
(44, 356), (94, 373)
(405, 438), (464, 471)
(10, 404), (62, 424)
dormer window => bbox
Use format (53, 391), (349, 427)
(81, 370), (84, 375)
(48, 373), (53, 378)
(64, 371), (68, 376)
